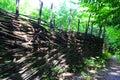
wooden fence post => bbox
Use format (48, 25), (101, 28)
(38, 0), (43, 24)
(59, 21), (62, 30)
(98, 25), (102, 37)
(85, 13), (91, 34)
(102, 26), (106, 53)
(85, 24), (88, 34)
(50, 3), (53, 29)
(53, 16), (56, 27)
(78, 19), (80, 32)
(90, 23), (93, 35)
(102, 26), (105, 39)
(15, 0), (20, 19)
(68, 9), (72, 31)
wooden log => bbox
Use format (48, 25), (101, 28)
(0, 31), (24, 41)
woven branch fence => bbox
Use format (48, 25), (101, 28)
(0, 1), (104, 79)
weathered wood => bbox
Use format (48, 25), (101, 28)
(98, 25), (102, 37)
(78, 19), (80, 32)
(38, 0), (43, 24)
(68, 9), (72, 31)
(0, 8), (104, 80)
(53, 16), (56, 27)
(15, 0), (20, 19)
(85, 13), (91, 34)
(50, 3), (53, 29)
(90, 23), (93, 34)
(102, 26), (106, 39)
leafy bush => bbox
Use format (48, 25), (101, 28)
(102, 50), (112, 59)
(83, 56), (106, 70)
(0, 0), (15, 12)
(106, 27), (120, 55)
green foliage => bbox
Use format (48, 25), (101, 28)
(79, 0), (120, 27)
(83, 56), (106, 70)
(42, 72), (49, 80)
(51, 66), (60, 73)
(115, 54), (120, 63)
(79, 0), (120, 58)
(102, 51), (112, 59)
(69, 56), (106, 74)
(81, 71), (93, 80)
(0, 0), (15, 12)
(106, 27), (120, 54)
(70, 64), (83, 72)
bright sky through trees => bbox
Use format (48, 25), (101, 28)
(24, 0), (79, 12)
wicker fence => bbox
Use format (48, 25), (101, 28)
(0, 0), (104, 79)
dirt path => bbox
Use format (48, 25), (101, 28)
(96, 65), (120, 80)
(95, 57), (120, 80)
(64, 57), (120, 80)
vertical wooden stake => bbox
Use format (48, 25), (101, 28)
(78, 19), (80, 32)
(98, 25), (102, 37)
(85, 24), (88, 34)
(38, 0), (43, 24)
(53, 16), (56, 27)
(90, 23), (93, 34)
(68, 9), (72, 31)
(85, 13), (91, 34)
(102, 26), (105, 39)
(102, 26), (106, 53)
(16, 0), (20, 19)
(59, 21), (62, 30)
(50, 3), (53, 29)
